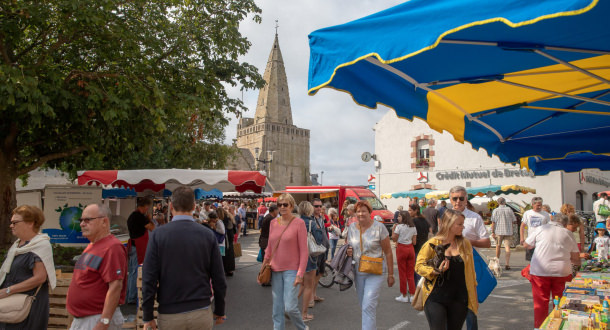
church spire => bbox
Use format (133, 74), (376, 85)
(254, 29), (293, 125)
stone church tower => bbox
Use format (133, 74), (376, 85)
(231, 33), (310, 190)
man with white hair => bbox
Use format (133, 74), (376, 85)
(67, 204), (127, 329)
(491, 197), (516, 270)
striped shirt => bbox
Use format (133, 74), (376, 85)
(491, 205), (515, 236)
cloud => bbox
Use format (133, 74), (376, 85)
(225, 0), (404, 186)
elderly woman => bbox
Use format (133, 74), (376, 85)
(561, 203), (585, 252)
(261, 194), (308, 330)
(524, 213), (580, 328)
(298, 201), (321, 322)
(346, 201), (394, 330)
(0, 205), (56, 329)
(416, 209), (477, 330)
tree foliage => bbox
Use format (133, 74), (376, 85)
(0, 0), (265, 246)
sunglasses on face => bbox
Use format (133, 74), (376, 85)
(314, 205), (322, 208)
(278, 203), (290, 208)
(451, 196), (466, 202)
(78, 216), (105, 223)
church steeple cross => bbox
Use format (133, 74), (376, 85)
(275, 20), (279, 35)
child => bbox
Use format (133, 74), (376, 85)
(589, 222), (610, 260)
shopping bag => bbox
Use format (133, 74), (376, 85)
(234, 242), (242, 258)
(472, 247), (497, 303)
(257, 248), (264, 262)
(599, 204), (610, 217)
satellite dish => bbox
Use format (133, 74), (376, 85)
(361, 152), (372, 162)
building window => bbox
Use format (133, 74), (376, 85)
(416, 140), (430, 168)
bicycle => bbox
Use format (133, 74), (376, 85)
(318, 262), (335, 288)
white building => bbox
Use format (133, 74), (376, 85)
(373, 111), (610, 213)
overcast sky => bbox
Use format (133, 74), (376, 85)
(224, 0), (405, 186)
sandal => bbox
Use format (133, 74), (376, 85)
(308, 301), (315, 308)
(314, 296), (325, 302)
(302, 314), (314, 322)
(505, 265), (511, 270)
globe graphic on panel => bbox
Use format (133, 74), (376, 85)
(59, 207), (82, 231)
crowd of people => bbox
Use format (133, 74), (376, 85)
(1, 187), (609, 329)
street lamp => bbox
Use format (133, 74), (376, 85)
(254, 147), (274, 177)
(321, 171), (324, 186)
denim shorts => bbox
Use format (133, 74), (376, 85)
(306, 254), (319, 272)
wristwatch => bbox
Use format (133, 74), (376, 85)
(100, 318), (110, 325)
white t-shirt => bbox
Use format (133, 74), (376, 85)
(594, 236), (610, 259)
(522, 209), (551, 239)
(593, 198), (610, 222)
(394, 224), (417, 245)
(525, 221), (578, 277)
(461, 209), (489, 242)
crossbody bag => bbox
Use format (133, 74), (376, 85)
(358, 225), (383, 275)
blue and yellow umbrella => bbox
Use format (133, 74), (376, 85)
(308, 0), (610, 163)
(520, 152), (610, 175)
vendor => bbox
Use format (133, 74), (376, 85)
(523, 213), (580, 328)
(126, 197), (155, 304)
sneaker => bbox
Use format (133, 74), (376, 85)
(395, 295), (410, 303)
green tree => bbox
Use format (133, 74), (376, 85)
(0, 0), (264, 247)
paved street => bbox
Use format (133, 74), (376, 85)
(221, 231), (536, 330)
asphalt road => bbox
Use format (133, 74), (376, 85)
(219, 231), (536, 330)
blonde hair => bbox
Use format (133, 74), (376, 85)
(277, 193), (296, 208)
(298, 201), (314, 217)
(433, 209), (468, 258)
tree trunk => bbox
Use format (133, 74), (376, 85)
(0, 166), (17, 249)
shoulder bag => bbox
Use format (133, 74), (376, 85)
(257, 218), (295, 285)
(0, 284), (43, 323)
(308, 219), (326, 257)
(411, 277), (425, 311)
(357, 225), (383, 275)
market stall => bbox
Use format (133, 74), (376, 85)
(540, 254), (610, 329)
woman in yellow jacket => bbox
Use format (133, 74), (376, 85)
(415, 209), (478, 330)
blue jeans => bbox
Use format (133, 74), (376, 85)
(466, 309), (478, 330)
(258, 216), (264, 229)
(271, 270), (306, 330)
(354, 271), (385, 330)
(126, 246), (138, 304)
(330, 239), (339, 260)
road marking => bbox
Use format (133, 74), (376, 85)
(242, 249), (259, 253)
(489, 294), (532, 302)
(495, 279), (530, 289)
(388, 321), (410, 330)
(247, 254), (258, 257)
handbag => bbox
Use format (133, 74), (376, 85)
(357, 226), (383, 275)
(234, 242), (242, 258)
(330, 224), (341, 237)
(411, 277), (425, 311)
(599, 204), (610, 217)
(308, 219), (326, 257)
(0, 284), (42, 323)
(257, 217), (295, 285)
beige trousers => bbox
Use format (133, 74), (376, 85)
(157, 307), (213, 330)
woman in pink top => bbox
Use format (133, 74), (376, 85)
(262, 193), (308, 330)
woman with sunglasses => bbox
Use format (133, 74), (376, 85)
(415, 209), (478, 330)
(0, 205), (56, 329)
(262, 194), (308, 330)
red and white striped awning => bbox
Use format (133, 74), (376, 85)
(77, 169), (267, 193)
